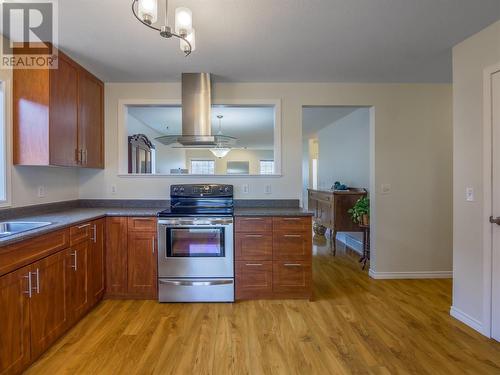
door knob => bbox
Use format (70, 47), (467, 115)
(489, 216), (500, 225)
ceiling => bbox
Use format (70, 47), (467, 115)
(128, 105), (275, 148)
(59, 0), (500, 83)
(302, 106), (365, 138)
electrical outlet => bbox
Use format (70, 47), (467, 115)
(37, 185), (45, 198)
(381, 184), (391, 194)
(242, 184), (249, 194)
(466, 187), (474, 202)
(111, 185), (117, 195)
(265, 184), (272, 194)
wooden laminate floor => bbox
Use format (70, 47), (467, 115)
(26, 236), (500, 375)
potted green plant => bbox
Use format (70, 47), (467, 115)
(348, 196), (370, 225)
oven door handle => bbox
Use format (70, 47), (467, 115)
(159, 279), (233, 287)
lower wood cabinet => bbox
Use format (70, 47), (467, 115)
(66, 241), (89, 324)
(0, 265), (31, 375)
(89, 219), (105, 306)
(106, 217), (157, 299)
(235, 216), (312, 300)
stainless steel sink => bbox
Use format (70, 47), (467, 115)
(0, 221), (52, 238)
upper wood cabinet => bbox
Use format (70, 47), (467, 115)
(13, 49), (104, 168)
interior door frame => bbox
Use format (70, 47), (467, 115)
(482, 62), (500, 338)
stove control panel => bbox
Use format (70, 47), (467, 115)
(170, 184), (233, 197)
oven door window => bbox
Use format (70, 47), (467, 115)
(167, 227), (225, 257)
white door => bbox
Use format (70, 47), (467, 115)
(492, 70), (500, 341)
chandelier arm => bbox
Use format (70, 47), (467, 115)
(170, 32), (192, 56)
(131, 0), (162, 32)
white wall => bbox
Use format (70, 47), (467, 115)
(452, 20), (500, 332)
(0, 54), (79, 208)
(79, 81), (452, 275)
(316, 108), (370, 190)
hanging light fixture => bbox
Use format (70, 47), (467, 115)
(210, 115), (231, 158)
(132, 0), (195, 56)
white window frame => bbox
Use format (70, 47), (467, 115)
(190, 159), (215, 175)
(0, 79), (11, 207)
(259, 160), (274, 175)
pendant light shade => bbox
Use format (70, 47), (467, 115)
(138, 0), (158, 24)
(210, 148), (231, 158)
(175, 7), (193, 35)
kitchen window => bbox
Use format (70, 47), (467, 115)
(259, 160), (274, 175)
(191, 160), (215, 174)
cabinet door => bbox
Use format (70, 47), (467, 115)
(273, 232), (312, 261)
(235, 261), (273, 300)
(49, 53), (78, 167)
(105, 217), (128, 296)
(30, 251), (68, 359)
(66, 242), (89, 322)
(128, 231), (158, 298)
(89, 219), (105, 306)
(273, 261), (312, 299)
(78, 68), (104, 168)
(127, 231), (157, 299)
(0, 266), (31, 374)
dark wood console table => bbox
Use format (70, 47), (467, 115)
(307, 188), (367, 255)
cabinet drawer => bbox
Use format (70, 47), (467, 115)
(273, 217), (311, 232)
(235, 217), (272, 232)
(70, 222), (92, 245)
(236, 261), (273, 299)
(309, 191), (332, 203)
(128, 217), (157, 232)
(272, 261), (311, 298)
(235, 232), (272, 260)
(273, 231), (312, 260)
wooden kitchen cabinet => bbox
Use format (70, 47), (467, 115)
(106, 217), (157, 299)
(89, 219), (105, 306)
(29, 251), (69, 359)
(66, 241), (89, 324)
(13, 48), (104, 168)
(127, 231), (157, 299)
(235, 216), (312, 300)
(105, 217), (128, 297)
(0, 265), (31, 375)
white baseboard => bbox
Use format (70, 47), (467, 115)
(368, 269), (452, 279)
(450, 306), (485, 335)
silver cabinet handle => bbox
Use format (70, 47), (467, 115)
(159, 280), (233, 286)
(91, 224), (97, 242)
(77, 223), (90, 229)
(24, 272), (32, 298)
(84, 149), (88, 164)
(152, 237), (155, 254)
(32, 268), (40, 294)
(71, 250), (77, 270)
(245, 234), (263, 238)
(284, 263), (302, 267)
(284, 234), (301, 238)
(245, 263), (263, 266)
(243, 218), (263, 221)
(283, 218), (300, 221)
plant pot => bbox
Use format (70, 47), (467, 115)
(361, 214), (370, 226)
(313, 222), (327, 236)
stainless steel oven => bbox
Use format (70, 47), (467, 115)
(157, 216), (234, 302)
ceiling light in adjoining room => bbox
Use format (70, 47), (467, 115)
(132, 0), (195, 56)
(210, 147), (231, 158)
(210, 115), (232, 158)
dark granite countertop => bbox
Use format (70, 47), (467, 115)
(0, 203), (312, 247)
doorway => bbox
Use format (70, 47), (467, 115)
(302, 106), (374, 271)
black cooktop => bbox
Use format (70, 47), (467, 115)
(158, 184), (234, 217)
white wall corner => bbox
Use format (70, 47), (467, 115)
(450, 306), (487, 336)
(368, 270), (452, 279)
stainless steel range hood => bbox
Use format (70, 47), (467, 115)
(155, 73), (236, 147)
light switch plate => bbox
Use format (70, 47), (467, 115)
(37, 186), (45, 198)
(466, 187), (474, 202)
(381, 184), (391, 194)
(111, 185), (117, 194)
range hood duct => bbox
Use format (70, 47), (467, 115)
(155, 73), (236, 147)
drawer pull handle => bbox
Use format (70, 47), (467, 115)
(284, 263), (302, 267)
(284, 234), (301, 238)
(245, 263), (263, 266)
(77, 223), (90, 229)
(245, 234), (263, 238)
(283, 218), (301, 221)
(243, 218), (263, 221)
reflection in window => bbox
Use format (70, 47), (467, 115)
(191, 160), (215, 174)
(260, 160), (274, 175)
